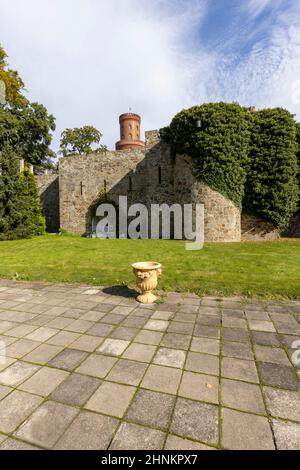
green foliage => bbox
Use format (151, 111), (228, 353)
(161, 103), (252, 208)
(0, 45), (27, 107)
(162, 103), (299, 229)
(0, 45), (56, 170)
(0, 103), (56, 169)
(20, 167), (46, 236)
(0, 145), (45, 240)
(60, 126), (107, 157)
(10, 102), (56, 168)
(244, 108), (299, 230)
(0, 145), (30, 240)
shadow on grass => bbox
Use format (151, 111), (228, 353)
(102, 285), (139, 298)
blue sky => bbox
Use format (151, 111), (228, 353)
(1, 0), (300, 150)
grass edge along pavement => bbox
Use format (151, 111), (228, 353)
(0, 235), (300, 299)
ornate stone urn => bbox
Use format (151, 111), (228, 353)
(132, 261), (162, 304)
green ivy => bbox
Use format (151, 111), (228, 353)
(161, 103), (299, 229)
(0, 146), (45, 240)
(160, 103), (252, 208)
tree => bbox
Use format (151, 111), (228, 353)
(0, 45), (56, 170)
(20, 167), (45, 236)
(60, 126), (107, 156)
(10, 102), (56, 168)
(0, 145), (29, 240)
(244, 108), (299, 230)
(296, 123), (300, 187)
(0, 46), (27, 107)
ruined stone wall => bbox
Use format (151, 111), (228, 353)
(59, 149), (146, 235)
(58, 131), (175, 236)
(36, 174), (59, 233)
(174, 155), (241, 242)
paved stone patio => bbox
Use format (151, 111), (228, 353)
(0, 279), (299, 450)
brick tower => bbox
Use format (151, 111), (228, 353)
(116, 112), (145, 151)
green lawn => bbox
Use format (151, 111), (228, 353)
(0, 235), (300, 298)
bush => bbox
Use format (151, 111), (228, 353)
(160, 102), (252, 208)
(244, 108), (299, 230)
(296, 123), (300, 185)
(0, 145), (30, 240)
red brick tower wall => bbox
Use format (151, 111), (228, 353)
(116, 113), (145, 151)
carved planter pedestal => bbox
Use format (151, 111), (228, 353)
(132, 262), (162, 304)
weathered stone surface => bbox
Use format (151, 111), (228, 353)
(141, 364), (182, 394)
(39, 133), (241, 242)
(257, 362), (300, 390)
(222, 379), (265, 414)
(179, 372), (219, 404)
(0, 438), (39, 450)
(110, 422), (165, 450)
(15, 401), (79, 448)
(272, 419), (300, 450)
(19, 367), (69, 396)
(0, 361), (39, 387)
(48, 349), (88, 371)
(1, 281), (300, 451)
(222, 408), (274, 450)
(54, 411), (118, 450)
(85, 382), (136, 418)
(126, 389), (175, 430)
(107, 359), (147, 386)
(50, 373), (101, 406)
(153, 348), (186, 368)
(0, 390), (43, 433)
(264, 387), (300, 421)
(165, 435), (215, 450)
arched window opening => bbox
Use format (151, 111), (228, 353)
(129, 134), (133, 140)
(158, 166), (162, 185)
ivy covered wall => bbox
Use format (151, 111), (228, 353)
(161, 103), (299, 230)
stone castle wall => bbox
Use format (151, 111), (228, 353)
(174, 155), (241, 242)
(36, 174), (59, 233)
(38, 131), (241, 241)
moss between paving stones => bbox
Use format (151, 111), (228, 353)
(0, 291), (299, 450)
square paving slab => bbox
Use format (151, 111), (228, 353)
(0, 280), (299, 450)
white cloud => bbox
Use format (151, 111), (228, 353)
(208, 1), (300, 120)
(0, 0), (213, 150)
(1, 0), (299, 156)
